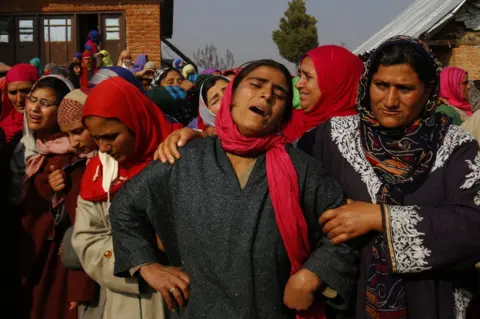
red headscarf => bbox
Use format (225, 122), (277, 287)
(80, 50), (98, 89)
(0, 64), (40, 142)
(216, 81), (324, 319)
(440, 66), (472, 116)
(80, 77), (175, 202)
(197, 114), (207, 130)
(282, 45), (365, 142)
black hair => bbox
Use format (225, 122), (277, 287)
(223, 70), (236, 77)
(232, 59), (294, 124)
(370, 43), (437, 88)
(159, 67), (184, 84)
(68, 62), (81, 73)
(32, 77), (71, 105)
(201, 75), (230, 104)
(68, 62), (82, 89)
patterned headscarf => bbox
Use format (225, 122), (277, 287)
(358, 35), (449, 204)
(358, 35), (450, 317)
(151, 68), (169, 88)
(90, 67), (145, 93)
(58, 89), (90, 126)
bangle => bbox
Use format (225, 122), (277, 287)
(380, 203), (387, 232)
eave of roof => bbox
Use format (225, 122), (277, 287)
(353, 0), (466, 54)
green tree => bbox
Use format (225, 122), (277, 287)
(272, 0), (319, 66)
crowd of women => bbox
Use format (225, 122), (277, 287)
(1, 33), (480, 319)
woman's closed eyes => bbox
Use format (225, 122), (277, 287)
(27, 94), (57, 107)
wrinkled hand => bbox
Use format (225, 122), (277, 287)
(69, 301), (78, 311)
(154, 128), (204, 164)
(48, 165), (67, 193)
(319, 200), (383, 245)
(140, 263), (190, 311)
(179, 80), (195, 92)
(284, 269), (321, 311)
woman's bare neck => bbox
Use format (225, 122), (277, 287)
(226, 152), (258, 188)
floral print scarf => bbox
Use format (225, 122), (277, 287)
(357, 35), (450, 318)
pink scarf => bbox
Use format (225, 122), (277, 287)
(440, 66), (472, 116)
(25, 135), (73, 178)
(215, 82), (324, 319)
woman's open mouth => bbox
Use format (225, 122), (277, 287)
(249, 106), (268, 118)
(29, 113), (42, 124)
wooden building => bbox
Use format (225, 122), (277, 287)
(355, 0), (480, 79)
(0, 0), (173, 66)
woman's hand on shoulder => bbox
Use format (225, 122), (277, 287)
(154, 128), (205, 164)
(319, 200), (383, 245)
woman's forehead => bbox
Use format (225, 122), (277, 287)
(8, 81), (34, 89)
(85, 116), (122, 130)
(243, 66), (288, 91)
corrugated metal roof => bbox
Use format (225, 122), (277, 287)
(353, 0), (466, 54)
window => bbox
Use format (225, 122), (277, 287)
(19, 19), (34, 42)
(105, 18), (120, 40)
(0, 18), (9, 43)
(44, 18), (71, 42)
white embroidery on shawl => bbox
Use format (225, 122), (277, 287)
(474, 193), (480, 206)
(331, 116), (431, 273)
(454, 288), (473, 319)
(330, 115), (382, 203)
(459, 151), (480, 206)
(388, 206), (432, 273)
(431, 126), (474, 173)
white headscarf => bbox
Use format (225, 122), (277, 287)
(21, 75), (75, 161)
(9, 75), (74, 204)
(198, 75), (230, 128)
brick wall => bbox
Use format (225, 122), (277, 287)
(434, 45), (480, 80)
(0, 0), (162, 65)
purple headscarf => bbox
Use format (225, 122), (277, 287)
(132, 54), (148, 73)
(201, 68), (219, 75)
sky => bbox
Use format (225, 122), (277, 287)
(163, 0), (417, 71)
